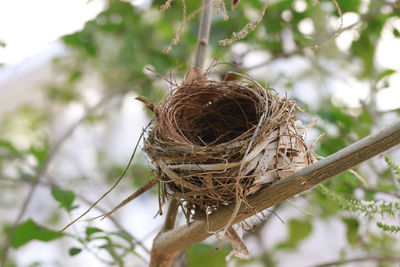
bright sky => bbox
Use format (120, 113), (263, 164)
(0, 0), (105, 64)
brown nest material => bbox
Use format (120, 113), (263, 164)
(143, 68), (314, 221)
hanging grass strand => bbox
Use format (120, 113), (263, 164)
(163, 0), (187, 54)
(160, 0), (173, 11)
(311, 0), (343, 50)
(219, 0), (270, 46)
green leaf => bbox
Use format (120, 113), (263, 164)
(85, 227), (103, 240)
(338, 0), (360, 13)
(51, 187), (76, 212)
(68, 71), (82, 84)
(29, 145), (48, 166)
(0, 140), (21, 157)
(277, 219), (312, 249)
(11, 219), (63, 248)
(378, 69), (396, 81)
(393, 28), (400, 38)
(110, 230), (134, 247)
(186, 243), (230, 267)
(343, 218), (359, 245)
(69, 247), (82, 256)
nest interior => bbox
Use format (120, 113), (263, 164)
(144, 75), (313, 220)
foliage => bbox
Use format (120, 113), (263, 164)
(277, 219), (312, 249)
(7, 219), (63, 249)
(318, 184), (400, 217)
(51, 187), (78, 212)
(377, 222), (400, 234)
(0, 0), (400, 266)
(186, 243), (231, 267)
(385, 156), (400, 183)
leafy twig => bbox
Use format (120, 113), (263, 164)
(0, 89), (121, 267)
(376, 222), (400, 234)
(318, 184), (400, 217)
(0, 175), (150, 254)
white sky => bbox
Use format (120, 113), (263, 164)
(0, 0), (105, 64)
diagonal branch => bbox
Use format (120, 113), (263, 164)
(151, 120), (400, 257)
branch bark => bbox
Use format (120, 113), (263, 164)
(151, 120), (400, 259)
(194, 0), (213, 71)
(150, 199), (179, 267)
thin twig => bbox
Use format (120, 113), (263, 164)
(285, 199), (314, 217)
(312, 255), (400, 267)
(59, 120), (152, 233)
(162, 199), (179, 232)
(75, 190), (151, 255)
(100, 177), (158, 220)
(0, 89), (120, 267)
(311, 0), (343, 50)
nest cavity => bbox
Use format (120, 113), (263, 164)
(144, 74), (313, 220)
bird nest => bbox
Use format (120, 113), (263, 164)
(143, 67), (314, 221)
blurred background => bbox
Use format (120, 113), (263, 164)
(0, 0), (400, 266)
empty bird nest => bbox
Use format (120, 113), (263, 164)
(142, 66), (314, 222)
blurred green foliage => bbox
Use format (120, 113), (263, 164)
(1, 0), (400, 266)
(277, 219), (312, 249)
(186, 243), (231, 267)
(8, 219), (63, 249)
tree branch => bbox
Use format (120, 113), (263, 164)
(151, 120), (400, 257)
(150, 199), (180, 267)
(194, 0), (213, 71)
(162, 199), (179, 232)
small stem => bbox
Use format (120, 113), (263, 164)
(313, 255), (400, 267)
(194, 0), (213, 71)
(162, 199), (179, 232)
